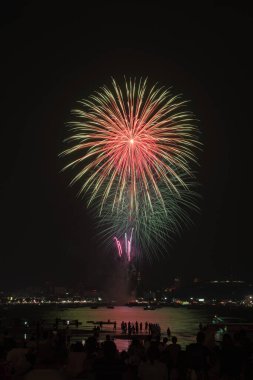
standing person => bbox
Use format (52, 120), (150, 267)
(94, 337), (125, 380)
(167, 336), (181, 362)
(159, 337), (168, 352)
(219, 333), (243, 380)
(138, 345), (168, 380)
(167, 326), (171, 339)
(186, 331), (210, 380)
(65, 341), (86, 378)
(167, 336), (181, 379)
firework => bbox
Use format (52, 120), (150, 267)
(61, 78), (200, 259)
(98, 177), (200, 260)
(113, 236), (122, 258)
(114, 228), (134, 262)
(61, 78), (200, 217)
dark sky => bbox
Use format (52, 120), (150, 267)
(0, 3), (250, 290)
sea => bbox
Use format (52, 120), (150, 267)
(1, 305), (253, 351)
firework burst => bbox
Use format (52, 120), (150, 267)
(61, 78), (200, 217)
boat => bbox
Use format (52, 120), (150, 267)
(90, 305), (98, 309)
(107, 305), (114, 309)
(144, 304), (156, 310)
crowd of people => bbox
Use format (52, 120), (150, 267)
(120, 321), (161, 338)
(0, 324), (253, 379)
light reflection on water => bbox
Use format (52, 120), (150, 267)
(57, 306), (211, 349)
(1, 305), (214, 350)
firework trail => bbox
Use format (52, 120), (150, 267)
(114, 228), (134, 262)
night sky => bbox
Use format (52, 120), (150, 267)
(0, 3), (249, 290)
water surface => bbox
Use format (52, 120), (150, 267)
(1, 305), (215, 349)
